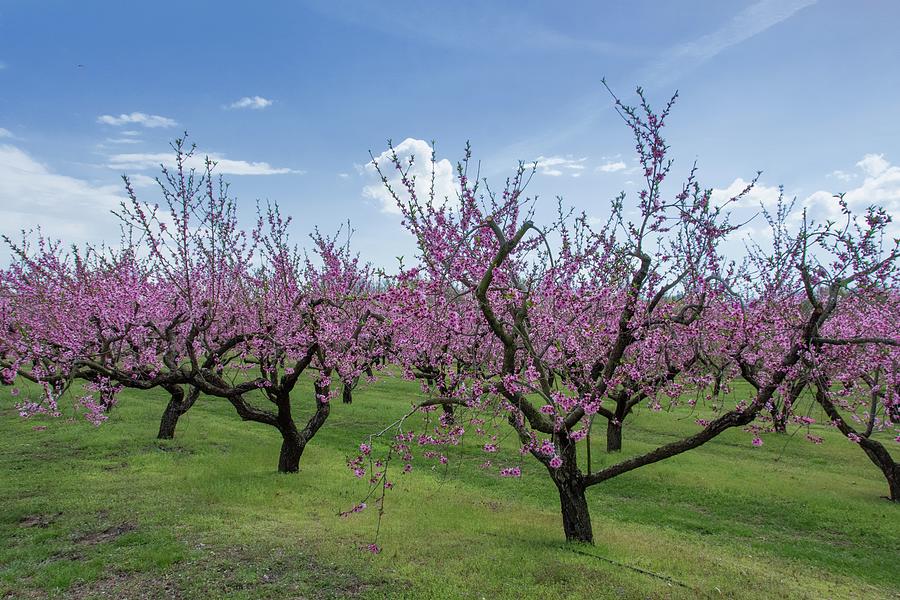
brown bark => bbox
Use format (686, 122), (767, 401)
(157, 385), (200, 440)
(814, 381), (899, 501)
(554, 475), (593, 543)
(606, 419), (623, 452)
(550, 437), (593, 543)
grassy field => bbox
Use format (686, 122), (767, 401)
(1, 375), (897, 599)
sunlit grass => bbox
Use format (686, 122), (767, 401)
(1, 375), (897, 598)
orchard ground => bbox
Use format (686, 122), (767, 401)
(1, 375), (897, 599)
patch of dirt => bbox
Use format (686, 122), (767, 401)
(187, 543), (393, 598)
(73, 521), (137, 545)
(67, 571), (184, 600)
(18, 512), (61, 528)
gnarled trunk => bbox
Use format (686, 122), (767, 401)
(275, 394), (304, 473)
(606, 420), (623, 452)
(277, 425), (305, 473)
(887, 464), (900, 502)
(859, 440), (900, 502)
(814, 380), (898, 502)
(555, 476), (593, 543)
(550, 438), (593, 543)
(157, 385), (200, 440)
(157, 401), (181, 440)
(275, 380), (332, 473)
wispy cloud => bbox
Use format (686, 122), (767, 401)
(531, 155), (587, 177)
(596, 160), (627, 173)
(227, 96), (273, 110)
(127, 174), (159, 188)
(302, 5), (640, 58)
(106, 151), (301, 176)
(0, 143), (123, 245)
(104, 137), (142, 145)
(97, 112), (177, 128)
(827, 169), (856, 182)
(0, 127), (13, 139)
(639, 0), (818, 88)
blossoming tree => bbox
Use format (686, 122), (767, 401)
(351, 86), (899, 544)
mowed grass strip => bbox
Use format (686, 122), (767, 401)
(1, 375), (897, 599)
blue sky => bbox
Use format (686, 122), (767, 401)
(1, 0), (898, 266)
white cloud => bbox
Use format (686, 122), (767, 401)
(227, 96), (273, 110)
(127, 174), (159, 188)
(338, 173), (350, 179)
(530, 155), (587, 177)
(105, 137), (142, 145)
(0, 144), (124, 247)
(97, 112), (177, 128)
(0, 128), (12, 138)
(596, 160), (627, 173)
(736, 222), (775, 241)
(711, 177), (785, 209)
(805, 154), (900, 227)
(106, 151), (301, 176)
(856, 153), (889, 178)
(828, 169), (856, 182)
(716, 154), (899, 240)
(364, 138), (456, 215)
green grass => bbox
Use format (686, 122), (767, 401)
(1, 375), (897, 599)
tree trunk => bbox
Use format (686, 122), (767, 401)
(157, 386), (200, 440)
(553, 474), (593, 543)
(887, 464), (900, 502)
(773, 378), (805, 434)
(771, 410), (787, 434)
(276, 395), (305, 473)
(814, 380), (899, 502)
(157, 401), (181, 439)
(606, 420), (623, 452)
(860, 440), (900, 502)
(277, 428), (305, 473)
(275, 380), (331, 474)
(441, 403), (455, 425)
(550, 437), (593, 543)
